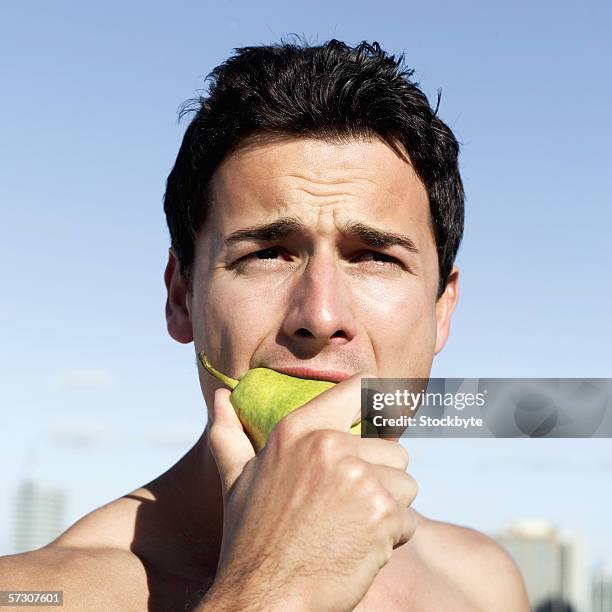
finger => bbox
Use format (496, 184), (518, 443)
(349, 438), (409, 471)
(371, 465), (418, 508)
(208, 388), (256, 495)
(290, 369), (376, 434)
(393, 507), (418, 549)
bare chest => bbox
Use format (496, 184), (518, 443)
(353, 553), (479, 612)
(135, 572), (478, 612)
(126, 562), (214, 612)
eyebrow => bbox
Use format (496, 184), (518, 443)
(344, 221), (420, 254)
(224, 216), (304, 245)
(224, 216), (420, 254)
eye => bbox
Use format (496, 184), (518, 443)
(231, 246), (294, 271)
(230, 248), (406, 273)
(354, 251), (405, 269)
(242, 246), (286, 261)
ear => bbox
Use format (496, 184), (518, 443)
(434, 266), (460, 355)
(164, 248), (194, 344)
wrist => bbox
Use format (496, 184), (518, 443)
(196, 576), (309, 612)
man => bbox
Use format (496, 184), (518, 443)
(0, 40), (529, 610)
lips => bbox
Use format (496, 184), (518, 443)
(270, 366), (353, 383)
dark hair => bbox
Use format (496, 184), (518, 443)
(164, 39), (464, 297)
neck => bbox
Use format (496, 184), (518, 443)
(137, 426), (224, 580)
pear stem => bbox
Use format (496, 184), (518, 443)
(198, 353), (239, 390)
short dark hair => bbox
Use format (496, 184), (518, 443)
(164, 39), (464, 297)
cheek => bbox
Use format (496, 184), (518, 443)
(358, 285), (436, 377)
(193, 276), (283, 374)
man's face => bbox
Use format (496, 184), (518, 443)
(167, 136), (458, 409)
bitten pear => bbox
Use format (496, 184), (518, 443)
(199, 353), (362, 451)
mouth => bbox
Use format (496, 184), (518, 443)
(271, 366), (353, 383)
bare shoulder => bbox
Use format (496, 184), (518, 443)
(0, 494), (154, 610)
(411, 512), (530, 612)
(0, 543), (147, 611)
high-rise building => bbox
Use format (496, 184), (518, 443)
(13, 478), (66, 553)
(496, 520), (590, 612)
(592, 564), (612, 612)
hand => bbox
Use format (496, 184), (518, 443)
(201, 371), (418, 612)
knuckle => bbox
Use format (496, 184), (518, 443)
(309, 429), (341, 461)
(339, 455), (368, 484)
(373, 490), (398, 521)
(207, 421), (225, 449)
(271, 415), (302, 447)
(407, 474), (419, 501)
(400, 509), (418, 544)
(208, 421), (228, 448)
(365, 489), (398, 531)
(398, 473), (418, 507)
(397, 444), (410, 469)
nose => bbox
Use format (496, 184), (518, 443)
(279, 253), (357, 357)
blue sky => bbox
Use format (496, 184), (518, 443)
(1, 0), (611, 565)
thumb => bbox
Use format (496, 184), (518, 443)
(208, 387), (256, 496)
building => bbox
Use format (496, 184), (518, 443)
(13, 478), (66, 553)
(496, 520), (590, 612)
(592, 564), (612, 612)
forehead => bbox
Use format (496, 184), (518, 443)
(206, 136), (431, 237)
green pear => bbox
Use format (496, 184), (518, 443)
(199, 353), (362, 451)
